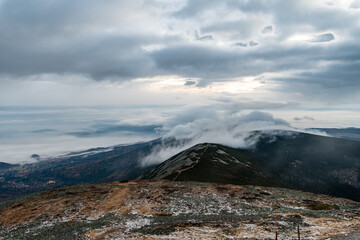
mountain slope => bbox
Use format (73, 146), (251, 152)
(141, 132), (360, 201)
(0, 162), (19, 170)
(141, 143), (287, 188)
(251, 131), (360, 200)
(312, 127), (360, 141)
(1, 180), (359, 239)
(0, 140), (161, 201)
(3, 130), (360, 202)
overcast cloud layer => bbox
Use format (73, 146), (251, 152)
(0, 0), (360, 126)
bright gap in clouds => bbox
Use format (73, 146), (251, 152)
(212, 79), (264, 93)
(0, 74), (268, 107)
(144, 75), (265, 93)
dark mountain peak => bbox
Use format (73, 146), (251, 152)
(141, 131), (360, 201)
(140, 142), (286, 187)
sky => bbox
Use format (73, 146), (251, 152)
(0, 0), (360, 163)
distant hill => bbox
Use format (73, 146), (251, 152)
(0, 162), (19, 170)
(0, 140), (161, 201)
(141, 131), (360, 201)
(311, 127), (360, 141)
(3, 130), (360, 202)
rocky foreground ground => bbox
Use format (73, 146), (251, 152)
(0, 180), (359, 239)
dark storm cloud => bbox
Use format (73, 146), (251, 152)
(308, 33), (335, 43)
(234, 42), (247, 47)
(31, 129), (57, 134)
(249, 41), (259, 47)
(151, 43), (312, 79)
(226, 1), (356, 35)
(151, 45), (241, 78)
(151, 42), (332, 81)
(0, 0), (166, 80)
(1, 0), (360, 100)
(173, 0), (219, 18)
(201, 19), (262, 39)
(262, 25), (273, 34)
(194, 31), (213, 41)
(0, 33), (156, 80)
(153, 1), (360, 95)
(274, 60), (360, 90)
(184, 80), (196, 86)
(294, 116), (315, 121)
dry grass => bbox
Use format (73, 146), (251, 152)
(1, 180), (360, 240)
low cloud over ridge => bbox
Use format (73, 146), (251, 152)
(140, 107), (311, 167)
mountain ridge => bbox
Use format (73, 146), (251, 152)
(2, 130), (360, 202)
(141, 132), (360, 201)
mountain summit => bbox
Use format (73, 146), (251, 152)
(140, 143), (286, 187)
(141, 132), (360, 201)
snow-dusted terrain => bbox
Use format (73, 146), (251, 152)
(1, 180), (359, 239)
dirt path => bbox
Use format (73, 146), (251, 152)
(173, 143), (209, 181)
